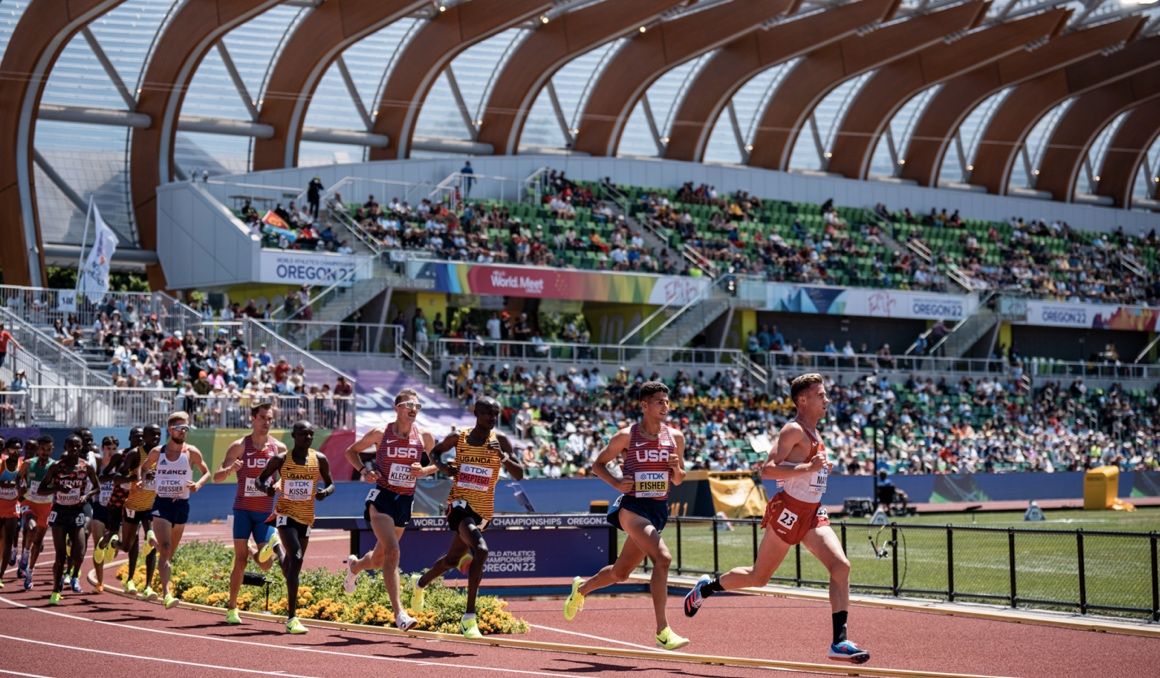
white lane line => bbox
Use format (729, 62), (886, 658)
(0, 670), (52, 678)
(0, 596), (567, 677)
(0, 634), (319, 678)
(527, 623), (657, 651)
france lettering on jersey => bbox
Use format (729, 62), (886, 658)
(234, 435), (277, 512)
(622, 424), (677, 500)
(375, 423), (426, 496)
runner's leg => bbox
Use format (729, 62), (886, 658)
(615, 510), (673, 635)
(277, 524), (305, 619)
(456, 519), (488, 615)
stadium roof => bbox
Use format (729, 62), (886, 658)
(1, 0), (1158, 286)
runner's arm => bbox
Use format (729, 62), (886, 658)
(315, 452), (335, 500)
(343, 429), (383, 482)
(761, 424), (824, 480)
(669, 429), (688, 486)
(496, 433), (524, 481)
(256, 454), (286, 496)
(84, 464), (102, 501)
(37, 464), (60, 495)
(591, 429), (633, 493)
(411, 430), (439, 477)
(212, 440), (246, 482)
(431, 432), (461, 475)
(188, 447), (210, 492)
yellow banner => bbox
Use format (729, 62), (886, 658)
(708, 473), (767, 518)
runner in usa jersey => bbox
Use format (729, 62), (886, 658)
(375, 422), (427, 496)
(563, 381), (690, 651)
(682, 373), (871, 665)
(232, 434), (279, 513)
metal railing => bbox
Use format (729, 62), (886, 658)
(181, 393), (355, 430)
(0, 307), (110, 387)
(268, 256), (378, 325)
(428, 170), (524, 205)
(433, 338), (755, 372)
(245, 319), (355, 386)
(285, 321), (404, 357)
(666, 515), (1160, 621)
(0, 285), (202, 336)
(0, 386), (174, 427)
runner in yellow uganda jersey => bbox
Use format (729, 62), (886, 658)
(410, 397), (523, 640)
(257, 421), (335, 635)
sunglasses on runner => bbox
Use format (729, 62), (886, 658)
(171, 424), (191, 433)
(396, 401), (422, 411)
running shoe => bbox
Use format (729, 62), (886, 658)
(409, 574), (425, 611)
(125, 580), (138, 594)
(460, 614), (482, 639)
(828, 640), (870, 664)
(656, 627), (690, 651)
(396, 610), (417, 631)
(142, 531), (157, 558)
(286, 617), (308, 635)
(92, 544), (106, 565)
(23, 568), (33, 591)
(258, 533), (281, 565)
(70, 577), (83, 593)
(343, 555), (359, 594)
(684, 574), (711, 618)
(104, 543), (117, 563)
(225, 608), (242, 625)
(456, 550), (474, 575)
(563, 576), (585, 621)
(164, 593), (179, 609)
(48, 592), (60, 606)
(0, 579), (5, 589)
(139, 586), (157, 600)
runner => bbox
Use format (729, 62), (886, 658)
(17, 435), (55, 590)
(120, 424), (161, 598)
(37, 434), (100, 605)
(86, 435), (120, 592)
(257, 420), (335, 634)
(342, 388), (437, 631)
(144, 411), (210, 609)
(410, 397), (523, 639)
(0, 438), (23, 587)
(91, 431), (134, 592)
(213, 402), (284, 625)
(682, 373), (870, 664)
(562, 381), (690, 650)
(68, 427), (101, 589)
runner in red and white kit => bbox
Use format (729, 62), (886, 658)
(342, 388), (437, 630)
(213, 402), (284, 625)
(682, 373), (870, 664)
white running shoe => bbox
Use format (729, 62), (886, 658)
(343, 555), (359, 594)
(396, 610), (417, 631)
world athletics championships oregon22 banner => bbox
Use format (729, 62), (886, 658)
(760, 283), (978, 321)
(404, 261), (709, 305)
(1020, 300), (1160, 332)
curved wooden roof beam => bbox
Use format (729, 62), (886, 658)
(251, 0), (429, 171)
(746, 0), (986, 171)
(571, 0), (797, 158)
(1094, 99), (1160, 208)
(900, 17), (1144, 188)
(0, 0), (125, 286)
(663, 0), (899, 163)
(476, 0), (685, 156)
(968, 35), (1160, 196)
(1034, 66), (1160, 202)
(367, 0), (551, 160)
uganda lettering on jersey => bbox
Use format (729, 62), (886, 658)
(376, 423), (425, 496)
(235, 435), (278, 512)
(447, 430), (502, 521)
(623, 424), (677, 500)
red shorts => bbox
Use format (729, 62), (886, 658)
(761, 492), (829, 545)
(24, 501), (52, 526)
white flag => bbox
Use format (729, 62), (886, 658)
(78, 202), (118, 302)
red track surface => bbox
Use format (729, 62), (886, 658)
(1, 524), (1156, 677)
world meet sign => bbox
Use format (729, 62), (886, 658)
(258, 251), (371, 287)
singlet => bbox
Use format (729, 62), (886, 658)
(447, 430), (502, 521)
(234, 435), (278, 512)
(375, 423), (426, 496)
(52, 460), (89, 509)
(155, 446), (193, 500)
(96, 455), (116, 507)
(104, 454), (130, 509)
(622, 424), (678, 501)
(24, 458), (55, 505)
(274, 449), (321, 526)
(778, 424), (829, 504)
(124, 447), (158, 511)
(0, 456), (20, 517)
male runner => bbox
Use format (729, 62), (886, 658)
(563, 381), (690, 650)
(91, 432), (133, 592)
(214, 402), (283, 625)
(17, 435), (55, 590)
(0, 438), (22, 587)
(342, 388), (437, 631)
(87, 435), (119, 592)
(66, 427), (101, 590)
(38, 434), (100, 604)
(410, 397), (523, 639)
(682, 373), (870, 663)
(120, 424), (161, 598)
(257, 420), (335, 634)
(145, 411), (209, 608)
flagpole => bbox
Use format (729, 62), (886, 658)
(76, 196), (93, 297)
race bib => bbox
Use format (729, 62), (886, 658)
(156, 478), (185, 498)
(124, 509), (136, 519)
(0, 485), (17, 501)
(243, 477), (267, 498)
(634, 471), (668, 498)
(455, 464), (492, 493)
(450, 498), (468, 510)
(56, 487), (83, 506)
(388, 463), (415, 489)
(99, 481), (114, 505)
(28, 480), (40, 496)
(809, 464), (829, 493)
(275, 514), (310, 536)
(365, 488), (381, 503)
(777, 507), (798, 529)
(282, 479), (314, 501)
(141, 473), (157, 492)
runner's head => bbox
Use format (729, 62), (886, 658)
(291, 420), (315, 450)
(167, 411), (191, 444)
(3, 437), (21, 458)
(638, 381), (670, 421)
(129, 426), (144, 448)
(143, 424), (162, 449)
(394, 388), (422, 424)
(101, 436), (119, 459)
(473, 397), (501, 431)
(790, 373), (829, 421)
(24, 438), (39, 459)
(62, 434), (82, 462)
(251, 402), (275, 436)
(72, 427), (94, 449)
(36, 434), (53, 460)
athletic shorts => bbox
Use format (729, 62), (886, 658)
(607, 494), (669, 533)
(761, 492), (829, 546)
(364, 487), (414, 527)
(48, 506), (86, 529)
(233, 508), (274, 544)
(23, 501), (52, 528)
(122, 506), (154, 524)
(446, 499), (486, 532)
(273, 514), (312, 541)
(92, 503), (110, 527)
(153, 498), (191, 526)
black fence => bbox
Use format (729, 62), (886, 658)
(658, 516), (1159, 621)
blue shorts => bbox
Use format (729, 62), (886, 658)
(153, 498), (190, 526)
(363, 487), (414, 527)
(233, 508), (274, 544)
(608, 494), (669, 533)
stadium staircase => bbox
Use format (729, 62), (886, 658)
(930, 292), (1000, 359)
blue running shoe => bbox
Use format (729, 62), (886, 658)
(828, 640), (870, 664)
(683, 575), (711, 618)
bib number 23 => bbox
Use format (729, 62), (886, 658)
(777, 508), (798, 529)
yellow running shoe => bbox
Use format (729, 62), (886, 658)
(141, 531), (156, 558)
(563, 576), (585, 621)
(409, 574), (425, 611)
(125, 580), (138, 594)
(92, 544), (106, 565)
(258, 532), (281, 565)
(225, 608), (242, 625)
(48, 592), (60, 605)
(460, 614), (483, 639)
(163, 593), (179, 609)
(286, 617), (308, 635)
(656, 626), (690, 651)
(139, 586), (157, 600)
